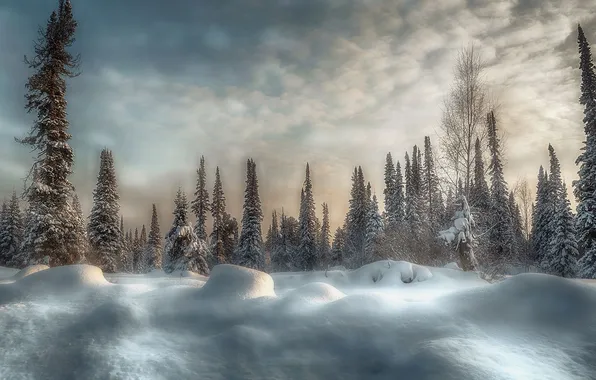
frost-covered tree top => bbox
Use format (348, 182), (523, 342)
(191, 156), (210, 241)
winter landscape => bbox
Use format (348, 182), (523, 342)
(1, 0), (596, 379)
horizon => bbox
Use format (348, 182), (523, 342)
(0, 0), (594, 232)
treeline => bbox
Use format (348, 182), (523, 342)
(2, 1), (596, 279)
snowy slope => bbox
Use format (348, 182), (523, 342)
(0, 262), (595, 380)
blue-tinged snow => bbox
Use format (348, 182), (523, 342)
(0, 261), (595, 380)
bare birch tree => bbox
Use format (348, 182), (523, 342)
(440, 44), (490, 197)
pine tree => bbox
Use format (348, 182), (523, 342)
(298, 164), (317, 270)
(345, 166), (367, 267)
(423, 137), (442, 226)
(383, 153), (397, 227)
(470, 138), (490, 211)
(331, 227), (346, 267)
(87, 149), (122, 273)
(508, 192), (525, 261)
(545, 184), (579, 277)
(71, 193), (88, 263)
(0, 193), (23, 268)
(0, 201), (8, 266)
(409, 146), (425, 238)
(142, 204), (162, 271)
(392, 160), (405, 225)
(265, 211), (279, 258)
(532, 166), (551, 264)
(237, 159), (265, 270)
(210, 167), (228, 265)
(364, 194), (384, 260)
(487, 111), (514, 268)
(163, 188), (209, 274)
(17, 0), (83, 267)
(318, 203), (331, 268)
(575, 25), (596, 278)
(191, 156), (210, 241)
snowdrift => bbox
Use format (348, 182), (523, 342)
(0, 261), (594, 380)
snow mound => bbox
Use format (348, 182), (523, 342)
(17, 264), (110, 292)
(198, 264), (276, 300)
(275, 282), (346, 313)
(444, 262), (462, 270)
(11, 264), (50, 280)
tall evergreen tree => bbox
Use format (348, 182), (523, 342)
(548, 183), (579, 277)
(0, 201), (8, 266)
(71, 193), (88, 263)
(470, 137), (491, 212)
(163, 188), (209, 275)
(392, 160), (405, 225)
(17, 0), (83, 267)
(331, 226), (346, 267)
(222, 212), (238, 264)
(575, 25), (596, 278)
(532, 166), (551, 264)
(145, 204), (162, 271)
(364, 194), (384, 261)
(298, 163), (317, 270)
(88, 149), (122, 273)
(191, 156), (210, 241)
(271, 210), (297, 272)
(345, 166), (367, 266)
(423, 137), (443, 229)
(0, 193), (23, 268)
(508, 191), (525, 260)
(383, 153), (397, 226)
(487, 111), (514, 267)
(265, 211), (279, 257)
(236, 159), (265, 270)
(319, 203), (331, 268)
(210, 167), (228, 265)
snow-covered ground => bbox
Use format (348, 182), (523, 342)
(0, 261), (595, 380)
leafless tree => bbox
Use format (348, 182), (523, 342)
(440, 44), (491, 197)
(513, 178), (533, 240)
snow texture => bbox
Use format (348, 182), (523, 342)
(0, 261), (595, 379)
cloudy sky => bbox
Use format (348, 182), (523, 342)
(0, 0), (594, 232)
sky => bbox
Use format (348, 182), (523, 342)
(0, 0), (594, 233)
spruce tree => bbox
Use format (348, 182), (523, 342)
(331, 226), (346, 267)
(548, 184), (579, 277)
(532, 166), (551, 264)
(237, 159), (265, 270)
(423, 137), (442, 227)
(191, 156), (210, 241)
(222, 212), (238, 264)
(487, 111), (514, 268)
(88, 149), (122, 273)
(265, 211), (279, 257)
(575, 25), (596, 278)
(210, 167), (228, 265)
(508, 191), (525, 261)
(345, 166), (367, 267)
(0, 201), (8, 266)
(383, 153), (396, 227)
(364, 194), (384, 261)
(145, 204), (162, 271)
(271, 210), (295, 272)
(163, 188), (209, 274)
(319, 203), (331, 268)
(0, 193), (23, 268)
(71, 193), (88, 263)
(132, 227), (140, 272)
(298, 163), (317, 270)
(392, 160), (405, 225)
(17, 0), (83, 267)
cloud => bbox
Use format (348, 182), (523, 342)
(0, 0), (593, 230)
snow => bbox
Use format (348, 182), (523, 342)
(0, 261), (595, 379)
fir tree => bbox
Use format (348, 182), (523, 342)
(508, 191), (525, 262)
(487, 111), (514, 267)
(298, 163), (317, 270)
(71, 193), (88, 263)
(265, 211), (279, 258)
(364, 194), (384, 261)
(319, 203), (331, 268)
(136, 224), (147, 273)
(145, 204), (162, 271)
(331, 226), (346, 266)
(271, 210), (296, 272)
(191, 156), (210, 241)
(423, 137), (443, 227)
(392, 160), (405, 225)
(532, 166), (552, 264)
(210, 167), (228, 265)
(222, 212), (238, 264)
(345, 166), (367, 267)
(236, 159), (265, 270)
(163, 188), (209, 274)
(546, 184), (579, 277)
(575, 25), (596, 278)
(0, 201), (8, 266)
(383, 153), (397, 227)
(87, 149), (122, 273)
(17, 0), (83, 267)
(470, 137), (490, 211)
(0, 193), (23, 268)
